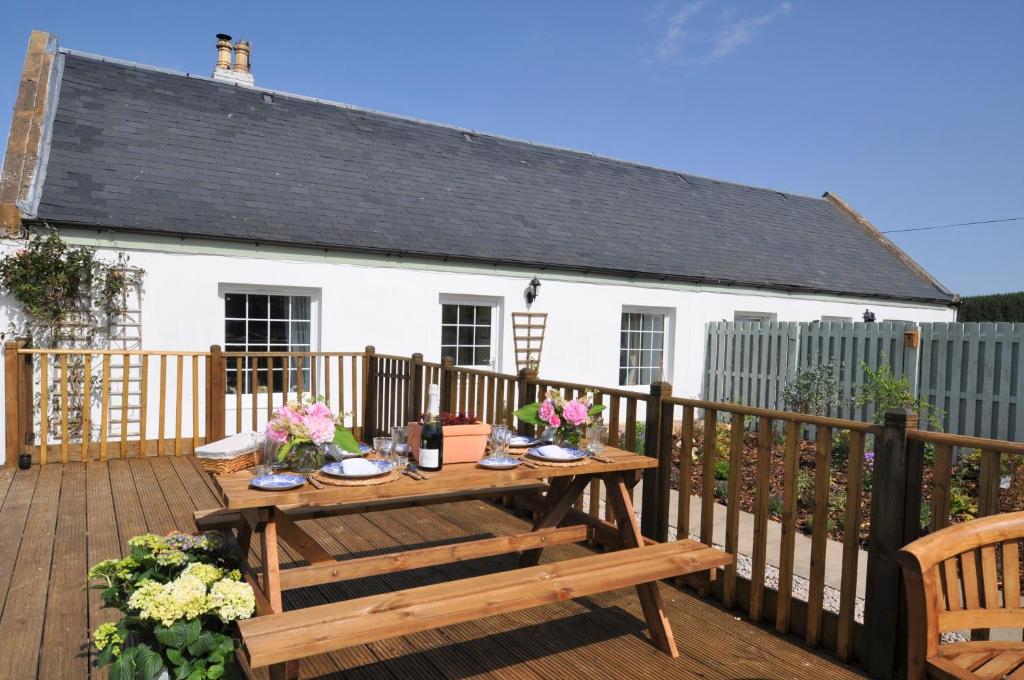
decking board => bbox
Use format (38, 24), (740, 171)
(0, 457), (865, 679)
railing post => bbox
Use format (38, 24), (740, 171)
(641, 381), (672, 540)
(362, 346), (378, 440)
(4, 339), (28, 466)
(864, 408), (922, 680)
(440, 356), (456, 415)
(408, 353), (424, 422)
(207, 345), (226, 442)
(515, 367), (538, 437)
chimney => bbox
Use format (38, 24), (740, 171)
(211, 33), (255, 87)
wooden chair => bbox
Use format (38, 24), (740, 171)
(898, 511), (1024, 679)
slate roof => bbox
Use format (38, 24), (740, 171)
(32, 52), (953, 304)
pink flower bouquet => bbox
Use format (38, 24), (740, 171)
(265, 397), (359, 462)
(514, 388), (605, 448)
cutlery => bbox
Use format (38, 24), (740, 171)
(407, 462), (430, 480)
(401, 468), (421, 481)
(588, 452), (614, 464)
(304, 473), (324, 489)
(517, 456), (540, 469)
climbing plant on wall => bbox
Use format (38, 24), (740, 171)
(0, 230), (142, 347)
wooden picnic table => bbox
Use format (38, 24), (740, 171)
(198, 447), (731, 680)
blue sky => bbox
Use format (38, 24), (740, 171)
(1, 1), (1021, 297)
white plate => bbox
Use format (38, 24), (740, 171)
(321, 459), (394, 479)
(527, 445), (588, 462)
(508, 435), (537, 448)
(478, 455), (522, 470)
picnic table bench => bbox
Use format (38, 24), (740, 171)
(196, 447), (731, 679)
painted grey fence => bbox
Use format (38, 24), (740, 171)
(702, 321), (1024, 441)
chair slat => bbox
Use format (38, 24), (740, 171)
(962, 550), (982, 610)
(1004, 540), (1021, 609)
(942, 556), (963, 611)
(979, 545), (1000, 608)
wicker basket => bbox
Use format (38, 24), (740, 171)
(197, 449), (258, 475)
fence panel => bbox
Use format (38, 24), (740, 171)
(702, 321), (797, 409)
(918, 322), (1024, 441)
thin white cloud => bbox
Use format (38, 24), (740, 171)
(655, 1), (710, 60)
(707, 2), (792, 62)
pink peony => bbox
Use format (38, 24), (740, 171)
(265, 423), (289, 443)
(562, 399), (589, 427)
(538, 400), (556, 424)
(548, 413), (561, 428)
(306, 402), (333, 419)
(304, 414), (337, 445)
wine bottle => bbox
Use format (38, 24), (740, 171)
(419, 384), (443, 471)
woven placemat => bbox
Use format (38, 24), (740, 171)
(523, 456), (592, 468)
(312, 469), (401, 487)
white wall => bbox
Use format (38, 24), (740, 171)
(0, 235), (956, 462)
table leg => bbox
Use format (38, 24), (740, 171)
(259, 509), (299, 680)
(603, 473), (679, 658)
(519, 475), (592, 567)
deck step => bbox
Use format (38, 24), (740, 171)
(239, 539), (730, 668)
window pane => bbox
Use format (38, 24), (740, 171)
(641, 314), (654, 332)
(458, 305), (475, 324)
(640, 368), (652, 385)
(225, 344), (245, 353)
(620, 313), (629, 331)
(640, 332), (651, 350)
(441, 326), (457, 344)
(653, 314), (665, 331)
(249, 320), (268, 343)
(269, 321), (288, 344)
(653, 333), (664, 350)
(269, 295), (288, 319)
(291, 296), (311, 320)
(248, 295), (268, 319)
(291, 321), (310, 344)
(457, 347), (473, 365)
(456, 326), (472, 345)
(225, 320), (246, 344)
(475, 347), (490, 365)
(476, 306), (491, 324)
(442, 305), (457, 324)
(441, 345), (456, 362)
(619, 349), (627, 368)
(225, 293), (246, 318)
(476, 326), (491, 345)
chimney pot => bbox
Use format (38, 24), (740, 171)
(214, 34), (233, 73)
(232, 40), (251, 74)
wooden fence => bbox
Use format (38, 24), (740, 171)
(9, 341), (1024, 677)
(703, 321), (1024, 440)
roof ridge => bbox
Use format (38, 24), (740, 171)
(59, 47), (824, 201)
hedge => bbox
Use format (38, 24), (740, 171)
(958, 291), (1024, 322)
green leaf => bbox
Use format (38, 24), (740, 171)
(207, 664), (225, 680)
(155, 620), (200, 650)
(587, 404), (606, 417)
(514, 402), (542, 426)
(187, 632), (215, 657)
(110, 651), (137, 680)
(166, 648), (186, 667)
(333, 425), (360, 453)
(275, 439), (294, 463)
(189, 670), (206, 680)
(136, 645), (164, 680)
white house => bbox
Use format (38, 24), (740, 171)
(0, 33), (956, 459)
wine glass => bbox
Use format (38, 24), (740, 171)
(489, 425), (509, 459)
(373, 437), (393, 463)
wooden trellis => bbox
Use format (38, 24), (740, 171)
(512, 312), (547, 372)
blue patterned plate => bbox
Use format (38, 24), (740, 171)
(250, 473), (306, 491)
(509, 435), (538, 448)
(478, 455), (522, 470)
(358, 442), (372, 454)
(321, 459), (394, 479)
(527, 446), (588, 462)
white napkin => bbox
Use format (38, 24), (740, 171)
(341, 458), (378, 476)
(535, 445), (575, 460)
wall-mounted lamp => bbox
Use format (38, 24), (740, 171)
(862, 309), (876, 323)
(525, 277), (542, 305)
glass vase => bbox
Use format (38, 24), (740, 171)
(289, 441), (325, 474)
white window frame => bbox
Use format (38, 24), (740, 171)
(733, 311), (778, 326)
(438, 294), (502, 370)
(619, 306), (674, 387)
(219, 284), (321, 405)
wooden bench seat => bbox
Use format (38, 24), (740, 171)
(238, 539), (730, 669)
(898, 511), (1024, 679)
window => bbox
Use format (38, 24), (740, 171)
(619, 311), (666, 386)
(733, 311), (778, 326)
(225, 292), (312, 394)
(441, 302), (495, 367)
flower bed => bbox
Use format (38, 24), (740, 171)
(88, 531), (255, 680)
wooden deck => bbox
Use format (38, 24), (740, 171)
(0, 457), (865, 679)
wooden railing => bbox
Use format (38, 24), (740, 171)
(8, 342), (1024, 677)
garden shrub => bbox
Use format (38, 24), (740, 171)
(781, 358), (844, 416)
